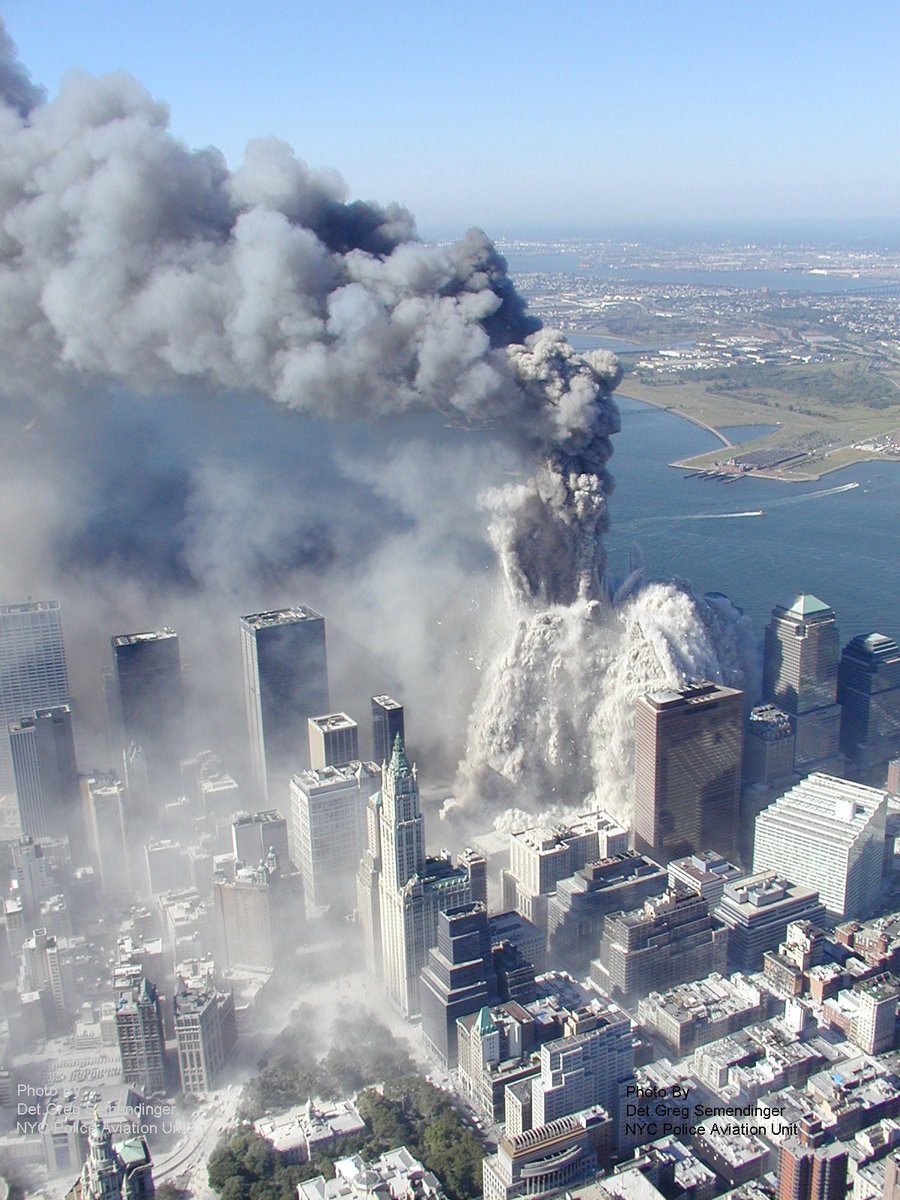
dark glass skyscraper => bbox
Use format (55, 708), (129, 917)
(371, 695), (404, 766)
(838, 632), (900, 772)
(111, 628), (186, 801)
(633, 681), (743, 865)
(240, 607), (329, 806)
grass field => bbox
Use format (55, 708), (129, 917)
(619, 359), (900, 480)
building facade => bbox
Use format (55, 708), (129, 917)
(591, 887), (728, 1004)
(173, 975), (237, 1093)
(307, 713), (359, 770)
(240, 607), (329, 807)
(371, 695), (404, 766)
(0, 600), (70, 799)
(420, 903), (498, 1066)
(110, 628), (185, 802)
(9, 704), (79, 840)
(114, 976), (165, 1095)
(753, 773), (887, 918)
(290, 761), (379, 914)
(360, 736), (471, 1017)
(838, 632), (900, 772)
(633, 682), (743, 865)
(763, 594), (842, 773)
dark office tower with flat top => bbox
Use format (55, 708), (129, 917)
(0, 601), (70, 798)
(111, 628), (185, 802)
(633, 681), (743, 865)
(240, 607), (329, 807)
(838, 633), (900, 773)
(372, 695), (404, 766)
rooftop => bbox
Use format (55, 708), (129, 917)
(0, 600), (60, 615)
(644, 680), (743, 710)
(781, 593), (833, 618)
(111, 627), (177, 646)
(756, 773), (887, 845)
(240, 606), (323, 629)
(293, 762), (376, 791)
(309, 712), (358, 732)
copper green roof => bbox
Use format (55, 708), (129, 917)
(390, 732), (411, 775)
(474, 1006), (496, 1036)
(784, 594), (832, 617)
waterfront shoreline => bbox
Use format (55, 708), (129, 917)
(620, 392), (900, 482)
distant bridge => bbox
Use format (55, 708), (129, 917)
(843, 282), (900, 297)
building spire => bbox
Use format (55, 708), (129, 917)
(389, 732), (411, 776)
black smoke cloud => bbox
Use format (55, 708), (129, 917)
(0, 21), (555, 783)
(0, 26), (750, 826)
(0, 33), (552, 432)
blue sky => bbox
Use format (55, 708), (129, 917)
(4, 0), (900, 237)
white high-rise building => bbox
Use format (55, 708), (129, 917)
(290, 761), (379, 914)
(359, 736), (471, 1018)
(0, 601), (70, 798)
(531, 1003), (634, 1129)
(753, 773), (886, 918)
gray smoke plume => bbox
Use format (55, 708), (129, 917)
(0, 25), (752, 824)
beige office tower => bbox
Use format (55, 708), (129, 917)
(307, 713), (359, 770)
(633, 681), (743, 865)
(173, 966), (237, 1093)
(763, 594), (842, 773)
(82, 772), (133, 900)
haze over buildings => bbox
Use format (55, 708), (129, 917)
(0, 17), (899, 1200)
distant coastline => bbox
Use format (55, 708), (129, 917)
(618, 392), (900, 483)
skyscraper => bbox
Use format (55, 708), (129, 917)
(838, 632), (900, 772)
(531, 1003), (634, 1132)
(82, 772), (132, 900)
(20, 926), (68, 1031)
(240, 607), (329, 806)
(9, 705), (79, 840)
(372, 695), (405, 765)
(174, 970), (237, 1093)
(214, 850), (303, 970)
(753, 773), (887, 918)
(290, 761), (379, 913)
(110, 629), (186, 801)
(115, 976), (166, 1095)
(633, 681), (743, 865)
(743, 704), (795, 788)
(307, 712), (359, 770)
(763, 594), (842, 772)
(362, 736), (472, 1017)
(420, 903), (498, 1066)
(0, 601), (70, 798)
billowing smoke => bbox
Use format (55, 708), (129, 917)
(462, 583), (757, 826)
(0, 25), (752, 826)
